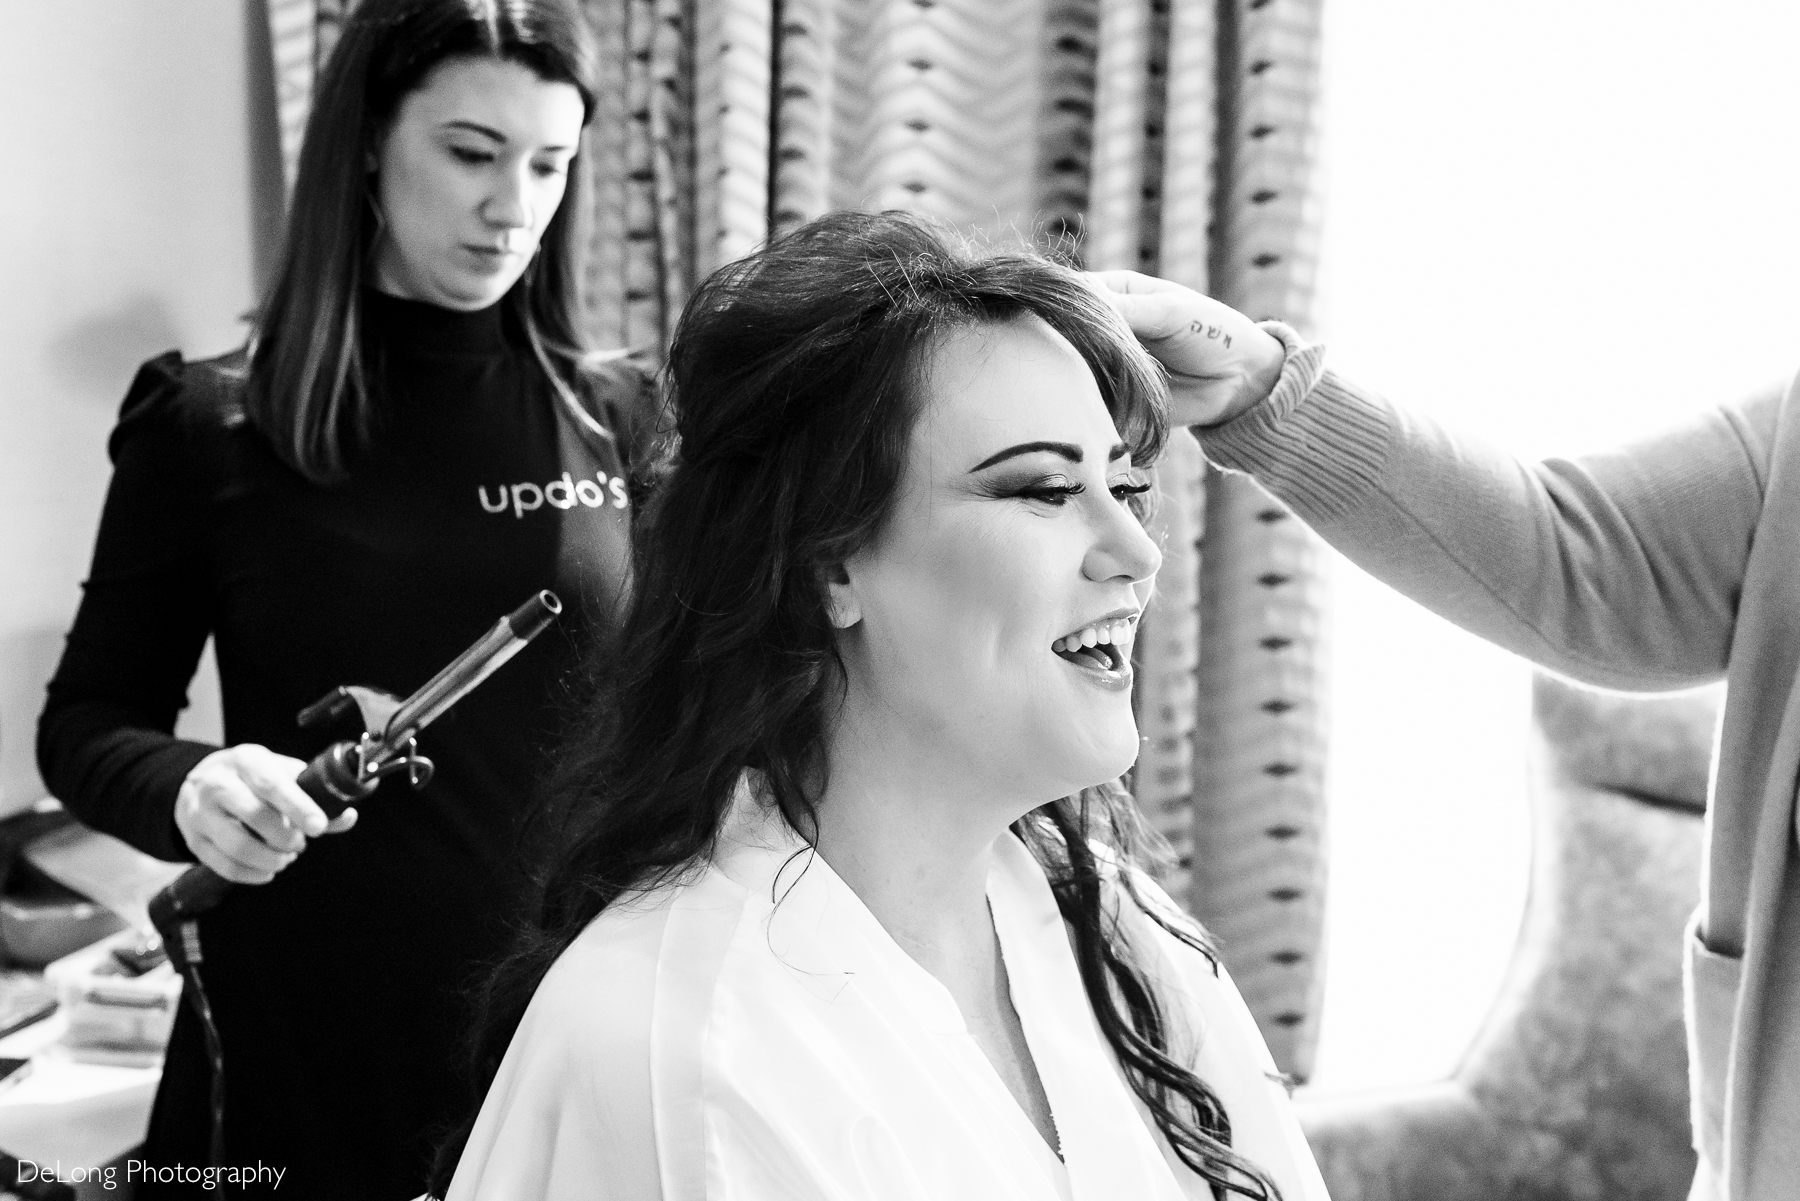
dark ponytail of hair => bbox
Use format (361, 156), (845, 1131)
(249, 0), (597, 485)
(429, 210), (1279, 1200)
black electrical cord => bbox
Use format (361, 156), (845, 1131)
(170, 920), (226, 1170)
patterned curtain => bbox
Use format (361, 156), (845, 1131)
(1193, 0), (1329, 1080)
(261, 0), (1330, 1081)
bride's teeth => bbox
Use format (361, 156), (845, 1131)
(1059, 622), (1141, 655)
(1054, 618), (1140, 659)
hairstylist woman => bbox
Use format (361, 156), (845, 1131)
(1095, 271), (1798, 1201)
(429, 212), (1331, 1201)
(35, 2), (645, 1196)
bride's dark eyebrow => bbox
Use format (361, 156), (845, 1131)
(969, 441), (1130, 472)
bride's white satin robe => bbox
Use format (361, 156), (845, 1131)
(447, 802), (1332, 1200)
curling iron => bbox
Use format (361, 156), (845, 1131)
(149, 590), (561, 942)
(145, 590), (561, 1168)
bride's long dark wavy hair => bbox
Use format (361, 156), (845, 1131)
(429, 210), (1280, 1200)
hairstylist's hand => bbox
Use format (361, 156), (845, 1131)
(175, 744), (358, 884)
(1087, 270), (1288, 428)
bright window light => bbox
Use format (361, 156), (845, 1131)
(1306, 0), (1800, 1092)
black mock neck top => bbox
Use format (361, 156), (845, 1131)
(38, 290), (648, 1198)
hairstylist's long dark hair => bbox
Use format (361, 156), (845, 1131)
(429, 210), (1280, 1200)
(250, 0), (597, 485)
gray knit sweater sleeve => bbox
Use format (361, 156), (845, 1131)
(1198, 323), (1784, 691)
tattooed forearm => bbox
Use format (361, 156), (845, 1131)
(1187, 320), (1232, 348)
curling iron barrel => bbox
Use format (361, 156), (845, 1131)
(149, 592), (562, 939)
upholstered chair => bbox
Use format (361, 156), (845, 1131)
(1296, 673), (1716, 1200)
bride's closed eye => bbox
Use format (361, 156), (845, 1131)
(1000, 478), (1153, 507)
(1110, 479), (1152, 502)
(1015, 478), (1082, 505)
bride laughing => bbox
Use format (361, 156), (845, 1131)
(430, 211), (1331, 1201)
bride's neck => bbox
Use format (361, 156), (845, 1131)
(811, 715), (1026, 977)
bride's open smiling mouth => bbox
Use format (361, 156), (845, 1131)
(1051, 609), (1137, 691)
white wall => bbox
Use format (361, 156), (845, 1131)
(1307, 0), (1800, 1092)
(0, 1), (279, 812)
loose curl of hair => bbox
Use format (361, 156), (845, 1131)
(250, 0), (598, 485)
(429, 210), (1281, 1201)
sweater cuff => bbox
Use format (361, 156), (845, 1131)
(1195, 321), (1393, 522)
(144, 740), (211, 863)
(84, 736), (211, 864)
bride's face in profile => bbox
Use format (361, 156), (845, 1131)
(830, 313), (1163, 800)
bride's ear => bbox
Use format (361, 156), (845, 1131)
(823, 562), (861, 630)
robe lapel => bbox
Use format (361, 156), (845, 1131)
(720, 816), (1069, 1199)
(987, 836), (1189, 1201)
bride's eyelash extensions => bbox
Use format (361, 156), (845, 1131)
(1013, 479), (1153, 506)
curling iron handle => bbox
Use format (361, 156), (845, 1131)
(295, 741), (378, 821)
(149, 593), (560, 931)
(150, 741), (377, 936)
(148, 864), (236, 936)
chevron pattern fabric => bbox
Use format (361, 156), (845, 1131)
(266, 0), (316, 193)
(1034, 1), (1098, 245)
(1195, 475), (1329, 1077)
(770, 0), (833, 235)
(693, 0), (772, 275)
(1084, 0), (1150, 272)
(839, 1), (1044, 236)
(1132, 425), (1205, 903)
(1157, 0), (1216, 293)
(579, 0), (631, 346)
(258, 0), (1332, 1079)
(1196, 0), (1329, 1079)
(266, 0), (357, 193)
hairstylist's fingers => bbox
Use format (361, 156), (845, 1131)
(324, 808), (359, 836)
(1083, 270), (1286, 427)
(177, 747), (315, 884)
(174, 784), (293, 883)
(1084, 271), (1211, 339)
(231, 745), (330, 838)
(186, 779), (299, 868)
(1086, 270), (1250, 343)
(203, 816), (298, 881)
(1086, 269), (1187, 295)
(211, 779), (308, 855)
(1110, 289), (1218, 346)
(187, 826), (284, 886)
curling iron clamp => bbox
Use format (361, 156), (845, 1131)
(149, 590), (562, 942)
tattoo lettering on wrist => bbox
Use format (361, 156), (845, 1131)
(1187, 320), (1232, 348)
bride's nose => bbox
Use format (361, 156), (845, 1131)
(1082, 497), (1162, 584)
